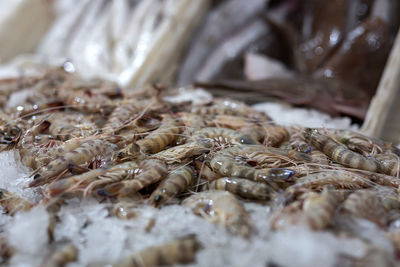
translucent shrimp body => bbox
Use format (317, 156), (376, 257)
(136, 115), (181, 154)
(305, 128), (379, 173)
(150, 165), (196, 207)
(98, 159), (168, 197)
(0, 189), (34, 215)
(190, 127), (258, 146)
(209, 177), (272, 200)
(183, 190), (253, 238)
(210, 146), (295, 184)
(112, 235), (201, 267)
(30, 139), (118, 187)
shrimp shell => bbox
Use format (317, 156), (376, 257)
(272, 188), (341, 230)
(264, 125), (289, 147)
(209, 115), (252, 130)
(183, 190), (253, 237)
(42, 243), (78, 267)
(47, 168), (109, 197)
(112, 235), (201, 267)
(0, 189), (34, 216)
(288, 170), (372, 191)
(179, 113), (207, 131)
(375, 153), (400, 177)
(30, 139), (118, 187)
(56, 85), (115, 115)
(103, 102), (141, 132)
(46, 112), (97, 141)
(136, 115), (181, 154)
(194, 158), (222, 182)
(209, 177), (272, 200)
(301, 188), (341, 230)
(341, 190), (386, 226)
(190, 127), (258, 146)
(210, 146), (295, 184)
(35, 136), (93, 168)
(17, 121), (51, 168)
(304, 128), (379, 172)
(112, 143), (141, 162)
(98, 159), (167, 197)
(192, 99), (270, 121)
(152, 142), (211, 164)
(150, 165), (196, 207)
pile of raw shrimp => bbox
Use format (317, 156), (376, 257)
(1, 67), (400, 266)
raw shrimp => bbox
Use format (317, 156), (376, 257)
(329, 128), (400, 156)
(192, 99), (270, 121)
(264, 125), (289, 147)
(272, 188), (341, 230)
(112, 143), (141, 162)
(183, 190), (253, 237)
(287, 170), (373, 192)
(136, 115), (181, 154)
(98, 159), (168, 197)
(304, 128), (379, 173)
(210, 146), (295, 184)
(289, 127), (312, 153)
(190, 127), (258, 146)
(152, 142), (211, 164)
(209, 177), (272, 200)
(56, 83), (115, 115)
(102, 101), (143, 132)
(244, 146), (312, 165)
(0, 236), (13, 264)
(110, 235), (201, 267)
(47, 168), (110, 197)
(150, 165), (196, 207)
(45, 112), (97, 141)
(194, 157), (222, 182)
(35, 136), (95, 168)
(179, 113), (207, 131)
(0, 189), (34, 216)
(300, 188), (342, 230)
(42, 243), (78, 267)
(209, 114), (254, 130)
(341, 190), (386, 226)
(240, 123), (266, 143)
(30, 139), (118, 187)
(17, 120), (51, 168)
(350, 170), (400, 188)
(375, 153), (400, 177)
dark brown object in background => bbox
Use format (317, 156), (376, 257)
(298, 0), (347, 73)
(316, 17), (391, 98)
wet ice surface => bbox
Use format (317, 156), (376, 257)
(0, 151), (40, 203)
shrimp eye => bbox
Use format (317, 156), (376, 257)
(153, 195), (163, 203)
(33, 174), (41, 180)
(302, 145), (311, 153)
(97, 189), (109, 197)
(204, 202), (212, 213)
(240, 136), (257, 145)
